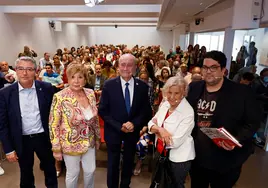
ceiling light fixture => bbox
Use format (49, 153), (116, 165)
(84, 0), (105, 7)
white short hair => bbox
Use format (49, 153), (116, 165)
(162, 76), (188, 97)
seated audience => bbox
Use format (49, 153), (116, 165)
(0, 61), (17, 81)
(101, 61), (115, 78)
(39, 52), (53, 71)
(42, 63), (64, 91)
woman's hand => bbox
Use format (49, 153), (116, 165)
(53, 152), (63, 161)
(158, 127), (173, 146)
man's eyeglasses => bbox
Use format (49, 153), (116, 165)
(202, 65), (221, 72)
(16, 67), (36, 72)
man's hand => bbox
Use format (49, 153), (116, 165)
(4, 73), (15, 83)
(122, 122), (134, 133)
(6, 151), (18, 162)
(220, 141), (235, 151)
(53, 152), (63, 161)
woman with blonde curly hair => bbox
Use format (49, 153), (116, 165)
(49, 63), (100, 188)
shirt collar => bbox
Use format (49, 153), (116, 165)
(120, 76), (134, 86)
(18, 81), (35, 92)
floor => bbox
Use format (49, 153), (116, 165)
(0, 145), (268, 188)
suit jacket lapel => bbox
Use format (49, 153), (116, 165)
(10, 83), (22, 129)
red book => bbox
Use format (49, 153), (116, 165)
(200, 127), (242, 148)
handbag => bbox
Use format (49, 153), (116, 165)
(150, 150), (173, 188)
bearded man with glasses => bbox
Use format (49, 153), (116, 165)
(0, 56), (58, 188)
(187, 51), (261, 188)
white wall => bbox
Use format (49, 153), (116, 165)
(232, 28), (268, 73)
(89, 26), (173, 54)
(190, 7), (233, 32)
(0, 13), (90, 66)
(54, 23), (90, 50)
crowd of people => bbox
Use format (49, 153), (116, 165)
(0, 43), (267, 188)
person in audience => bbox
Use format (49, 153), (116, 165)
(197, 46), (207, 67)
(183, 45), (194, 70)
(155, 60), (166, 78)
(132, 71), (154, 176)
(99, 53), (152, 188)
(158, 67), (171, 87)
(106, 48), (114, 62)
(98, 53), (106, 64)
(55, 49), (63, 59)
(39, 52), (53, 71)
(166, 49), (174, 60)
(53, 56), (64, 76)
(240, 72), (255, 86)
(148, 75), (195, 188)
(176, 46), (183, 57)
(0, 61), (17, 80)
(49, 63), (100, 188)
(0, 56), (58, 188)
(233, 65), (257, 83)
(251, 68), (268, 147)
(246, 42), (258, 67)
(179, 63), (192, 84)
(236, 46), (249, 69)
(172, 60), (180, 76)
(191, 66), (202, 83)
(42, 63), (64, 91)
(102, 61), (115, 78)
(61, 54), (68, 65)
(21, 46), (37, 58)
(187, 51), (262, 188)
(0, 72), (15, 89)
(87, 64), (107, 91)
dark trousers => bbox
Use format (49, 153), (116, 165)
(170, 160), (191, 188)
(190, 162), (242, 188)
(107, 139), (136, 188)
(18, 133), (58, 188)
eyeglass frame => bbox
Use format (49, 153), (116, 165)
(16, 66), (36, 72)
(201, 65), (221, 72)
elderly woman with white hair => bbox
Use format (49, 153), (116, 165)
(148, 75), (195, 188)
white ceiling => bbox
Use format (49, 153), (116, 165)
(159, 0), (234, 28)
(0, 0), (163, 5)
(0, 0), (234, 28)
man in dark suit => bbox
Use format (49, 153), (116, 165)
(99, 54), (152, 188)
(187, 51), (261, 188)
(0, 56), (58, 188)
(87, 64), (107, 90)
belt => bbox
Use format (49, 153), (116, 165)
(23, 132), (45, 138)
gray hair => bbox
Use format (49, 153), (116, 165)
(162, 75), (188, 97)
(15, 56), (37, 69)
(119, 53), (136, 65)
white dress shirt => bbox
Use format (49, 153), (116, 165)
(148, 98), (195, 163)
(120, 77), (134, 106)
(18, 82), (44, 135)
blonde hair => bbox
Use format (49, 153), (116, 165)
(162, 76), (188, 98)
(66, 63), (88, 82)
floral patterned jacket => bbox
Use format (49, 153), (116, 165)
(49, 87), (100, 155)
